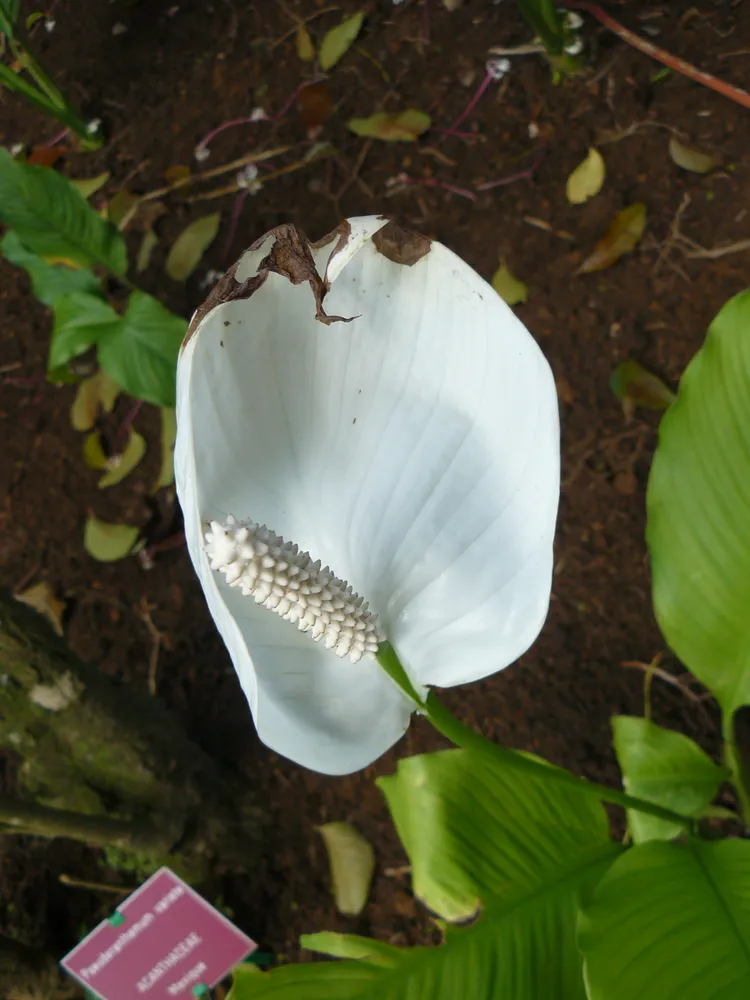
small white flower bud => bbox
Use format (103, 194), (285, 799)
(486, 56), (511, 80)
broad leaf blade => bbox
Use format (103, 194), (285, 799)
(1, 229), (102, 307)
(647, 289), (750, 719)
(49, 292), (120, 370)
(612, 716), (728, 842)
(579, 839), (750, 1000)
(97, 291), (187, 407)
(0, 149), (127, 274)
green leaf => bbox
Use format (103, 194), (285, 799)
(99, 429), (146, 488)
(165, 212), (221, 281)
(49, 292), (120, 370)
(578, 838), (750, 1000)
(647, 289), (750, 721)
(491, 258), (528, 306)
(668, 136), (716, 175)
(83, 515), (139, 562)
(83, 431), (108, 469)
(566, 147), (605, 204)
(317, 822), (375, 917)
(318, 12), (364, 71)
(515, 0), (565, 54)
(1, 229), (102, 307)
(612, 716), (729, 842)
(152, 407), (176, 493)
(97, 291), (186, 407)
(347, 109), (430, 142)
(610, 360), (675, 419)
(231, 750), (621, 1000)
(0, 0), (20, 36)
(0, 149), (127, 273)
(578, 203), (646, 274)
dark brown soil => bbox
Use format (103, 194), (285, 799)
(1, 0), (748, 976)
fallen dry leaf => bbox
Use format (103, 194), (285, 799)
(70, 172), (110, 199)
(296, 23), (315, 61)
(318, 11), (364, 71)
(668, 136), (716, 175)
(297, 81), (333, 139)
(83, 515), (139, 562)
(152, 407), (177, 493)
(70, 370), (120, 432)
(15, 582), (66, 636)
(166, 212), (221, 281)
(99, 429), (147, 488)
(610, 360), (675, 420)
(317, 822), (375, 916)
(348, 109), (431, 142)
(566, 147), (605, 204)
(136, 229), (159, 273)
(491, 258), (528, 306)
(579, 203), (647, 274)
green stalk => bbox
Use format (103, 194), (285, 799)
(376, 642), (696, 831)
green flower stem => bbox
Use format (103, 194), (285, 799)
(376, 642), (695, 831)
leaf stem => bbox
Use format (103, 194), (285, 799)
(376, 642), (696, 831)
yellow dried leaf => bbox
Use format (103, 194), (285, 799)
(99, 429), (146, 488)
(317, 822), (375, 916)
(166, 212), (221, 281)
(296, 24), (315, 62)
(15, 582), (66, 636)
(83, 516), (139, 562)
(566, 148), (605, 204)
(491, 259), (528, 306)
(70, 371), (121, 432)
(668, 136), (716, 175)
(69, 172), (110, 199)
(348, 109), (431, 142)
(579, 203), (647, 274)
(319, 12), (364, 71)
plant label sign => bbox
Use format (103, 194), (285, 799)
(61, 867), (256, 999)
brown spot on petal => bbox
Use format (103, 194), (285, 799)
(182, 259), (268, 349)
(372, 221), (431, 267)
(183, 224), (357, 348)
(311, 219), (352, 288)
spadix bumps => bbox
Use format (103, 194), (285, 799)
(175, 216), (559, 774)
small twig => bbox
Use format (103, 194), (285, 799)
(59, 874), (133, 895)
(569, 1), (750, 110)
(475, 144), (546, 191)
(384, 865), (412, 877)
(185, 151), (333, 203)
(138, 598), (163, 697)
(386, 173), (477, 201)
(333, 138), (372, 201)
(139, 145), (291, 201)
(222, 189), (249, 261)
(683, 238), (750, 260)
(270, 5), (340, 49)
(487, 43), (545, 56)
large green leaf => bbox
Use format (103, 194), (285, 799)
(0, 149), (127, 274)
(647, 289), (750, 722)
(0, 0), (19, 36)
(612, 716), (729, 842)
(1, 230), (102, 307)
(578, 838), (750, 1000)
(49, 293), (119, 370)
(515, 0), (565, 54)
(230, 750), (621, 1000)
(97, 291), (186, 407)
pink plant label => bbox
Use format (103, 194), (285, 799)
(61, 867), (257, 1000)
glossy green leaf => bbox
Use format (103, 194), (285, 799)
(566, 147), (605, 204)
(229, 750), (620, 999)
(491, 259), (528, 306)
(612, 716), (728, 842)
(99, 429), (146, 488)
(152, 407), (176, 493)
(165, 212), (221, 281)
(0, 149), (127, 273)
(49, 292), (119, 370)
(0, 229), (102, 307)
(348, 109), (430, 142)
(97, 291), (186, 407)
(318, 12), (364, 71)
(578, 838), (750, 1000)
(648, 289), (750, 722)
(83, 515), (139, 562)
(317, 822), (375, 917)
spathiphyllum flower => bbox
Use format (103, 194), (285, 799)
(175, 216), (560, 774)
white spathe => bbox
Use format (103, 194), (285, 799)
(175, 216), (560, 775)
